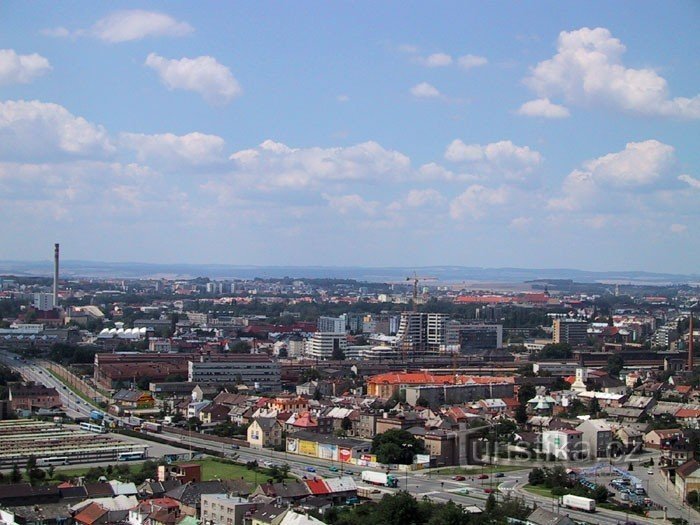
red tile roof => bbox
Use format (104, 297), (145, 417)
(74, 503), (107, 525)
(675, 408), (700, 419)
(305, 478), (330, 495)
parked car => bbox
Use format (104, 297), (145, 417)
(231, 444), (240, 450)
(647, 470), (653, 475)
(484, 488), (495, 493)
(495, 473), (504, 478)
(478, 474), (489, 479)
(329, 466), (338, 472)
(306, 466), (316, 473)
(452, 475), (466, 481)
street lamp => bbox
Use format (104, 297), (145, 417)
(401, 443), (414, 493)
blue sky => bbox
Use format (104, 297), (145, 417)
(1, 2), (699, 273)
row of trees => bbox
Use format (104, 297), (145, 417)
(322, 490), (531, 525)
(528, 466), (608, 503)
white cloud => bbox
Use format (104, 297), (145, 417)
(549, 140), (677, 211)
(228, 140), (411, 189)
(0, 100), (113, 159)
(0, 49), (51, 85)
(145, 53), (242, 105)
(517, 98), (570, 118)
(583, 140), (674, 187)
(509, 216), (532, 230)
(524, 27), (700, 118)
(337, 94), (350, 102)
(91, 10), (193, 42)
(397, 44), (419, 54)
(450, 185), (509, 219)
(404, 189), (444, 207)
(679, 174), (700, 190)
(410, 82), (441, 98)
(120, 132), (226, 165)
(457, 54), (488, 69)
(444, 140), (542, 182)
(418, 53), (453, 67)
(0, 160), (165, 221)
(670, 223), (687, 234)
(322, 193), (379, 215)
(41, 27), (71, 38)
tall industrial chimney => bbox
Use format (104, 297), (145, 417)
(688, 314), (694, 371)
(53, 243), (59, 308)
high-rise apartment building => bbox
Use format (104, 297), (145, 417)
(305, 332), (348, 360)
(317, 316), (346, 333)
(33, 293), (55, 312)
(553, 318), (589, 345)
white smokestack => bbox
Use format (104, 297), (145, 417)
(53, 243), (59, 308)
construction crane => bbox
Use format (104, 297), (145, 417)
(406, 273), (437, 311)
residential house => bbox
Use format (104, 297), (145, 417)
(616, 426), (644, 453)
(200, 494), (256, 525)
(73, 503), (108, 525)
(200, 403), (231, 425)
(249, 505), (287, 525)
(675, 459), (700, 502)
(576, 419), (614, 458)
(675, 408), (700, 429)
(541, 429), (583, 460)
(165, 480), (227, 517)
(645, 428), (683, 449)
(8, 383), (61, 412)
(112, 390), (156, 409)
(128, 497), (181, 525)
(525, 507), (575, 525)
(252, 481), (310, 505)
(247, 418), (283, 449)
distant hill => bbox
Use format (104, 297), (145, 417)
(0, 260), (697, 284)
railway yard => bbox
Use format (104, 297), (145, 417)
(0, 420), (149, 468)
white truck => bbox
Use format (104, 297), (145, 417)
(561, 494), (596, 512)
(361, 471), (399, 488)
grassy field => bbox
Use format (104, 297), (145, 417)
(53, 458), (284, 484)
(522, 484), (558, 498)
(433, 465), (527, 476)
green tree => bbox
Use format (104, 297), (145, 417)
(528, 467), (545, 485)
(427, 500), (470, 525)
(593, 485), (609, 503)
(606, 354), (625, 377)
(536, 343), (572, 359)
(332, 346), (346, 360)
(371, 429), (425, 465)
(25, 455), (37, 474)
(485, 492), (497, 513)
(10, 464), (21, 483)
(688, 490), (699, 506)
(515, 403), (528, 424)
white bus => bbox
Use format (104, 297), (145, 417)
(118, 451), (145, 461)
(37, 457), (69, 466)
(80, 422), (107, 433)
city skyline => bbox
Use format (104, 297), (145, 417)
(1, 2), (699, 273)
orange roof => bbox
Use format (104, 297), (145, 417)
(305, 478), (330, 495)
(368, 371), (514, 386)
(676, 385), (692, 394)
(74, 503), (107, 525)
(292, 412), (318, 428)
(454, 295), (513, 304)
(675, 408), (700, 418)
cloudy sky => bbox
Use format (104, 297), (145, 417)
(1, 2), (699, 273)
